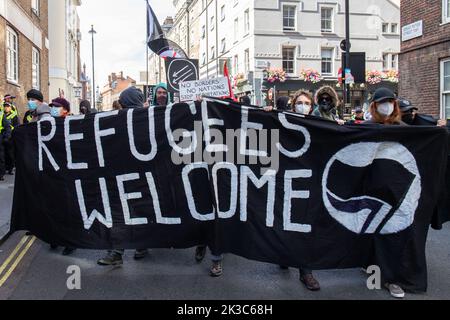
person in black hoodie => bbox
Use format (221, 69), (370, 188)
(97, 87), (149, 266)
(0, 107), (11, 181)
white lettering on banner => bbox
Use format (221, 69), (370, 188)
(241, 107), (268, 157)
(240, 167), (276, 227)
(65, 115), (88, 170)
(283, 170), (313, 233)
(128, 108), (158, 162)
(95, 111), (119, 168)
(38, 117), (60, 172)
(202, 100), (229, 153)
(212, 162), (238, 219)
(145, 172), (181, 225)
(75, 178), (113, 230)
(277, 114), (311, 158)
(179, 77), (230, 102)
(165, 104), (198, 155)
(116, 173), (149, 226)
(182, 163), (216, 221)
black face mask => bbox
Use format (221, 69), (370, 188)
(402, 113), (415, 125)
(319, 97), (334, 112)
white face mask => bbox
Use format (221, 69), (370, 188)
(377, 102), (394, 117)
(295, 104), (311, 115)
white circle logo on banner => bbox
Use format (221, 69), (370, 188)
(322, 142), (422, 235)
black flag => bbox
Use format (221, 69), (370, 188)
(146, 1), (187, 59)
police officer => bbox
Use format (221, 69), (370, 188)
(2, 103), (19, 175)
(0, 106), (12, 181)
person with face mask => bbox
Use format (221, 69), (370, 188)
(25, 89), (50, 123)
(50, 98), (71, 118)
(399, 98), (447, 127)
(365, 88), (403, 125)
(292, 90), (314, 115)
(312, 86), (345, 125)
(151, 83), (170, 107)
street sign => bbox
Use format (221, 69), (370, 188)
(340, 39), (351, 52)
(402, 20), (423, 42)
(165, 58), (199, 93)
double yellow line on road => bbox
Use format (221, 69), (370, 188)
(0, 235), (36, 288)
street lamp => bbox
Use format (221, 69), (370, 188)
(88, 25), (97, 107)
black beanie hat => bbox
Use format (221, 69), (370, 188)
(27, 89), (44, 102)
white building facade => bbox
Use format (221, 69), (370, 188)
(48, 0), (82, 108)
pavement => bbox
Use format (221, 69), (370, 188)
(0, 176), (450, 300)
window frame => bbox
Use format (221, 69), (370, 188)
(441, 58), (450, 119)
(282, 46), (295, 75)
(32, 47), (40, 90)
(321, 7), (334, 33)
(244, 48), (250, 75)
(391, 23), (398, 34)
(244, 9), (250, 35)
(234, 18), (239, 43)
(32, 0), (40, 16)
(282, 4), (297, 31)
(221, 5), (226, 21)
(382, 23), (389, 33)
(444, 0), (450, 24)
(321, 48), (334, 76)
(6, 27), (19, 83)
(391, 54), (398, 70)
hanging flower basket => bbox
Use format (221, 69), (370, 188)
(384, 69), (399, 83)
(233, 73), (247, 88)
(299, 69), (322, 83)
(366, 70), (383, 85)
(265, 68), (286, 83)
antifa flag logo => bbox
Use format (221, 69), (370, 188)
(322, 142), (422, 235)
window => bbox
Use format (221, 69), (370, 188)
(282, 47), (295, 74)
(211, 46), (215, 60)
(244, 49), (250, 74)
(221, 5), (225, 21)
(201, 25), (206, 39)
(382, 23), (389, 33)
(234, 55), (239, 74)
(210, 16), (215, 30)
(221, 38), (226, 53)
(234, 18), (239, 43)
(382, 53), (389, 70)
(6, 27), (18, 83)
(321, 48), (333, 75)
(444, 0), (450, 23)
(442, 59), (450, 118)
(391, 54), (398, 70)
(391, 23), (398, 34)
(32, 0), (40, 16)
(244, 9), (250, 35)
(321, 7), (333, 32)
(32, 47), (40, 90)
(283, 5), (296, 31)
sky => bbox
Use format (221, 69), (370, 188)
(78, 0), (175, 90)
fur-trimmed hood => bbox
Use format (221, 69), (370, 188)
(315, 86), (340, 107)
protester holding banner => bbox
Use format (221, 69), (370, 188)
(151, 83), (169, 107)
(365, 88), (403, 125)
(50, 98), (72, 118)
(291, 90), (314, 115)
(312, 86), (345, 125)
(97, 86), (149, 266)
(26, 89), (51, 122)
(399, 98), (447, 127)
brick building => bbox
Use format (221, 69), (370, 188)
(100, 72), (136, 111)
(400, 0), (450, 117)
(0, 0), (49, 116)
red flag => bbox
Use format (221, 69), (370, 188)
(223, 61), (236, 101)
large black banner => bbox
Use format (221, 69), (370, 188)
(11, 99), (449, 292)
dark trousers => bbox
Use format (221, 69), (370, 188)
(0, 136), (5, 177)
(3, 138), (14, 172)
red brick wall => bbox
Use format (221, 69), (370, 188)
(400, 0), (450, 117)
(0, 0), (49, 118)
